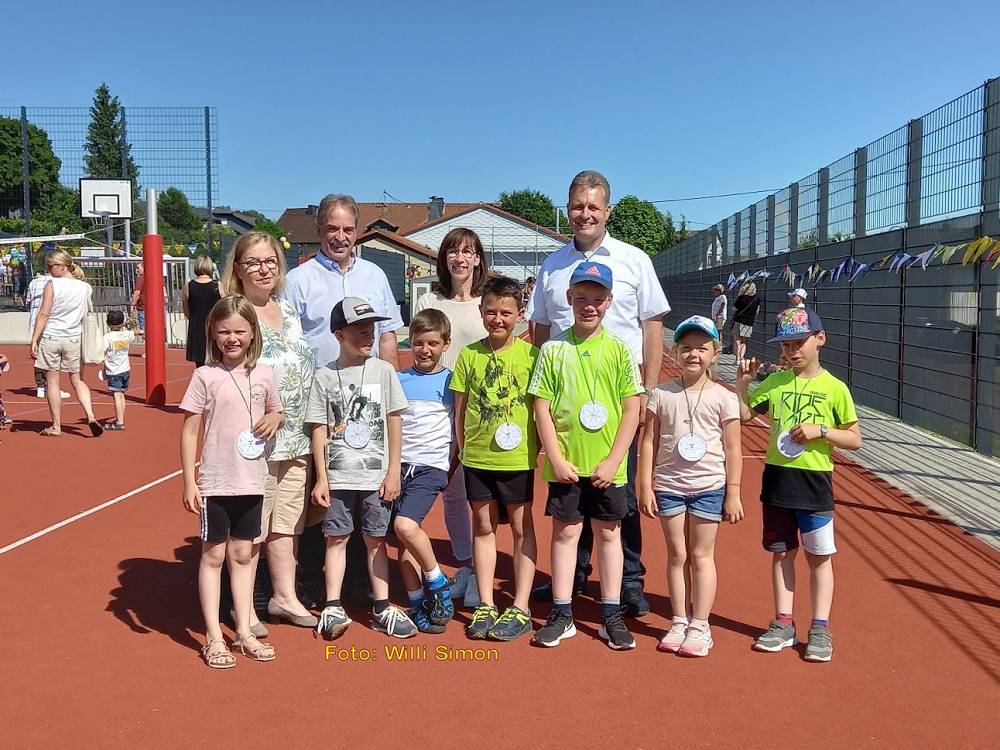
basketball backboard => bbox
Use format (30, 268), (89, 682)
(80, 179), (133, 219)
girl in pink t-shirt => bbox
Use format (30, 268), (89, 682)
(180, 295), (283, 669)
(638, 315), (743, 657)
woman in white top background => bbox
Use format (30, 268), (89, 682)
(29, 250), (103, 437)
(412, 227), (491, 601)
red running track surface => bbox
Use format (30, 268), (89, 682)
(0, 344), (998, 747)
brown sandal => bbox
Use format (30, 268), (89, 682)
(233, 632), (275, 662)
(201, 638), (236, 669)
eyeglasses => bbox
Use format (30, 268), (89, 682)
(446, 248), (477, 259)
(239, 258), (279, 272)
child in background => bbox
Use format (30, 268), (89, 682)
(529, 262), (643, 650)
(736, 307), (861, 662)
(102, 310), (135, 430)
(179, 295), (284, 669)
(451, 276), (539, 641)
(307, 297), (416, 640)
(394, 308), (456, 634)
(0, 353), (10, 435)
(638, 316), (743, 658)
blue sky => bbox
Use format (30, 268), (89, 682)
(6, 0), (999, 227)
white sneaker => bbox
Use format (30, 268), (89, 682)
(315, 605), (351, 640)
(657, 618), (689, 653)
(678, 624), (713, 657)
(36, 387), (45, 399)
(60, 390), (70, 398)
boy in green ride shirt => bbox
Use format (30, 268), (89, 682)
(736, 306), (861, 662)
(529, 262), (644, 650)
(450, 276), (540, 641)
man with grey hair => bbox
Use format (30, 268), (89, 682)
(283, 194), (402, 369)
(527, 169), (671, 618)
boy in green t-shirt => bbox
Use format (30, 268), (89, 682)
(450, 276), (539, 641)
(736, 306), (861, 662)
(528, 262), (644, 650)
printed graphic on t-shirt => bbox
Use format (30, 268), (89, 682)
(250, 383), (268, 406)
(776, 390), (830, 429)
(326, 383), (385, 471)
(473, 356), (524, 425)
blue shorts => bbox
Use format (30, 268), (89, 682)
(654, 487), (725, 522)
(392, 464), (449, 524)
(762, 505), (837, 555)
(106, 371), (130, 392)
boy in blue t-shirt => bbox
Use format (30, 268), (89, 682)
(394, 309), (456, 633)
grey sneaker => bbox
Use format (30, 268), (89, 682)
(804, 625), (833, 662)
(753, 619), (798, 652)
(315, 605), (351, 640)
(372, 605), (418, 639)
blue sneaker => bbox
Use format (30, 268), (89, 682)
(425, 580), (454, 626)
(409, 601), (447, 634)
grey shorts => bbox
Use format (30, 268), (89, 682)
(321, 489), (391, 538)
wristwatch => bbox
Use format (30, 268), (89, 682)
(820, 425), (829, 439)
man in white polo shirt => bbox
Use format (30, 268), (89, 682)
(527, 170), (671, 616)
(283, 193), (402, 369)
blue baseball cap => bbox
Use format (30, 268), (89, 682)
(569, 261), (613, 290)
(768, 306), (825, 343)
(673, 315), (719, 342)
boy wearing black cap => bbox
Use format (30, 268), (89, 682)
(735, 307), (861, 662)
(529, 262), (644, 650)
(305, 297), (416, 639)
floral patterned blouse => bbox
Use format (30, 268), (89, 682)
(260, 297), (315, 461)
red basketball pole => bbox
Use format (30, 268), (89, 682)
(143, 188), (166, 405)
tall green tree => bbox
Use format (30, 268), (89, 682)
(84, 83), (139, 193)
(662, 212), (677, 250)
(253, 216), (285, 239)
(607, 195), (667, 256)
(0, 117), (63, 215)
(498, 188), (570, 233)
(159, 187), (202, 238)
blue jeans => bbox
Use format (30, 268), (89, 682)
(575, 434), (645, 589)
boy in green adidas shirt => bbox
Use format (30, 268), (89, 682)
(736, 306), (861, 662)
(529, 262), (644, 650)
(451, 276), (539, 642)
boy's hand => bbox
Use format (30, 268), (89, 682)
(551, 457), (579, 484)
(182, 483), (202, 513)
(253, 412), (284, 440)
(638, 488), (657, 518)
(590, 459), (617, 489)
(311, 484), (331, 508)
(735, 358), (760, 392)
(380, 473), (400, 504)
(723, 490), (744, 524)
(790, 423), (822, 442)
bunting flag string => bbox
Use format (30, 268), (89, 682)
(716, 235), (995, 290)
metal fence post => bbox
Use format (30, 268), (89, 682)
(853, 146), (868, 238)
(20, 107), (32, 275)
(817, 167), (830, 243)
(789, 182), (799, 250)
(204, 106), (213, 258)
(749, 205), (757, 258)
(905, 118), (923, 228)
(766, 195), (776, 256)
(981, 77), (1000, 213)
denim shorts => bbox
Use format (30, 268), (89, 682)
(106, 371), (130, 392)
(654, 487), (725, 522)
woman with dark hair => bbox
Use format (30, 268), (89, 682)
(182, 254), (221, 368)
(413, 227), (491, 602)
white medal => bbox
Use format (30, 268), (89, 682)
(677, 433), (708, 462)
(777, 429), (805, 458)
(579, 400), (609, 430)
(344, 419), (372, 449)
(236, 428), (266, 460)
(494, 422), (523, 451)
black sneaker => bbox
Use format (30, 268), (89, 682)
(532, 609), (576, 647)
(621, 587), (650, 617)
(530, 578), (587, 603)
(488, 605), (532, 641)
(465, 604), (498, 640)
(599, 608), (636, 650)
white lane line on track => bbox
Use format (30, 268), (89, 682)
(8, 374), (193, 420)
(0, 468), (184, 555)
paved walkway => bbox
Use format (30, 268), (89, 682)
(683, 337), (1000, 550)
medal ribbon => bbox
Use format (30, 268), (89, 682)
(569, 329), (605, 408)
(224, 364), (254, 431)
(680, 374), (707, 438)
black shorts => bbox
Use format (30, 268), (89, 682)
(392, 464), (449, 525)
(464, 467), (534, 505)
(546, 480), (628, 522)
(200, 495), (264, 542)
